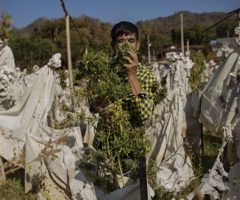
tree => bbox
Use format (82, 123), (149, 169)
(0, 13), (13, 38)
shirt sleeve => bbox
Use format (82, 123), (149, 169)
(122, 67), (159, 122)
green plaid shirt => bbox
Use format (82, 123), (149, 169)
(122, 64), (159, 124)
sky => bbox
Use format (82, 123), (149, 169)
(1, 0), (240, 28)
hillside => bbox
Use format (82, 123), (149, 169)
(9, 11), (237, 69)
(136, 11), (236, 56)
(19, 11), (235, 37)
(137, 11), (233, 34)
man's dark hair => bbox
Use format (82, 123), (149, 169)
(111, 21), (139, 43)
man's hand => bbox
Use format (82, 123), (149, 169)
(91, 97), (111, 115)
(122, 51), (141, 96)
(123, 50), (139, 76)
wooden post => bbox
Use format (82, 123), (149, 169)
(0, 157), (6, 185)
(186, 40), (189, 53)
(65, 15), (74, 108)
(186, 40), (190, 57)
(238, 10), (240, 27)
(180, 14), (184, 56)
(147, 34), (151, 65)
(139, 156), (148, 200)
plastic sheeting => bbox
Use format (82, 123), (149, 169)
(197, 37), (240, 199)
(199, 50), (240, 132)
(0, 54), (97, 199)
(187, 127), (231, 200)
(148, 57), (195, 192)
(0, 41), (16, 73)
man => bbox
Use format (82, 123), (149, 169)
(89, 22), (160, 199)
(110, 21), (159, 124)
(111, 22), (159, 199)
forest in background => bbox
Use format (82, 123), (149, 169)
(1, 11), (237, 71)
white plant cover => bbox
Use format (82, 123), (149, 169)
(224, 162), (240, 200)
(148, 56), (195, 192)
(201, 60), (219, 84)
(0, 42), (16, 73)
(0, 42), (23, 110)
(196, 31), (240, 199)
(0, 66), (18, 110)
(198, 52), (240, 200)
(187, 127), (231, 200)
(216, 46), (234, 59)
(0, 53), (98, 199)
(199, 50), (240, 132)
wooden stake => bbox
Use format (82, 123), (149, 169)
(139, 156), (148, 200)
(0, 157), (6, 185)
(180, 14), (184, 56)
(65, 15), (74, 108)
(147, 34), (151, 65)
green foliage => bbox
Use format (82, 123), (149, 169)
(58, 70), (68, 89)
(6, 15), (112, 72)
(202, 130), (222, 172)
(189, 52), (206, 91)
(78, 50), (130, 102)
(0, 13), (13, 38)
(80, 101), (150, 192)
(96, 101), (149, 190)
(215, 21), (236, 38)
(0, 179), (35, 200)
(77, 50), (151, 191)
(3, 11), (236, 71)
(110, 42), (135, 76)
(185, 25), (205, 44)
(10, 37), (52, 72)
(96, 100), (150, 157)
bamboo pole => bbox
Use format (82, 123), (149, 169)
(0, 157), (6, 185)
(147, 34), (151, 65)
(238, 10), (240, 27)
(65, 15), (74, 108)
(186, 40), (190, 57)
(180, 14), (184, 56)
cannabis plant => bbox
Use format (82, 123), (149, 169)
(77, 48), (151, 191)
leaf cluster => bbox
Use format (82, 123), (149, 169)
(189, 52), (206, 91)
(0, 179), (35, 200)
(77, 50), (130, 102)
(110, 42), (134, 77)
(93, 101), (150, 190)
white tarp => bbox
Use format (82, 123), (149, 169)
(148, 57), (195, 192)
(199, 50), (240, 132)
(196, 32), (240, 199)
(0, 39), (16, 73)
(0, 54), (98, 199)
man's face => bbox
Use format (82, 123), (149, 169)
(113, 33), (140, 52)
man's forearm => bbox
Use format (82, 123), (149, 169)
(128, 74), (141, 96)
